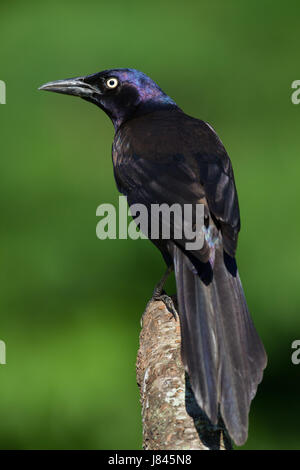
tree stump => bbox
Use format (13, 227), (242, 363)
(136, 299), (232, 450)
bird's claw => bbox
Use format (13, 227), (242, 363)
(141, 267), (177, 326)
(141, 291), (178, 327)
(153, 293), (178, 321)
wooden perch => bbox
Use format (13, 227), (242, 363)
(136, 299), (232, 450)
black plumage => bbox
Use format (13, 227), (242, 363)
(39, 68), (267, 445)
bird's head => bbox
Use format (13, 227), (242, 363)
(39, 68), (177, 129)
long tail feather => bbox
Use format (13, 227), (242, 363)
(173, 245), (267, 445)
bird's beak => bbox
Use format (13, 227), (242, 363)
(38, 76), (100, 99)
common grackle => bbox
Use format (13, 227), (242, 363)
(39, 69), (267, 446)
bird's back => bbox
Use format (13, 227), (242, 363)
(113, 108), (240, 257)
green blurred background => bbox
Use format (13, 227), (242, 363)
(0, 0), (299, 450)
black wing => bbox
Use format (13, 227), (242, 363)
(112, 109), (240, 257)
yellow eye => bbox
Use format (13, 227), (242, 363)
(106, 77), (119, 89)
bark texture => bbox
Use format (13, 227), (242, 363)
(136, 299), (232, 450)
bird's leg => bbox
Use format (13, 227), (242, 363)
(144, 266), (178, 322)
(152, 265), (173, 297)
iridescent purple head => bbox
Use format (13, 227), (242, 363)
(39, 68), (177, 129)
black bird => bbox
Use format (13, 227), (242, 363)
(39, 69), (267, 445)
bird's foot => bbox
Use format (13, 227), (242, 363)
(141, 266), (178, 326)
(141, 291), (178, 327)
(152, 291), (178, 321)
